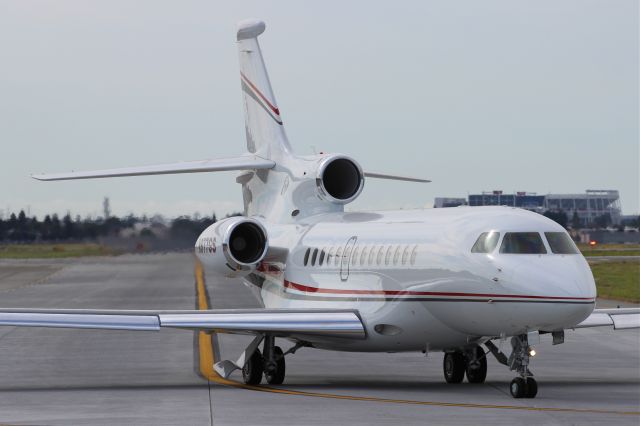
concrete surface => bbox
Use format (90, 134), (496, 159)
(0, 253), (638, 425)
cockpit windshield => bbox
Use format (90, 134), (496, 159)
(544, 232), (579, 254)
(500, 232), (547, 254)
(471, 231), (500, 253)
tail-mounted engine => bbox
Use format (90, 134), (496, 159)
(315, 155), (365, 204)
(195, 217), (268, 277)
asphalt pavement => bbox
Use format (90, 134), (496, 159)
(0, 253), (637, 425)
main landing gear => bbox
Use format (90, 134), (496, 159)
(242, 335), (301, 385)
(443, 345), (487, 384)
(443, 333), (539, 398)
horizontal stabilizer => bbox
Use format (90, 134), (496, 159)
(364, 171), (431, 183)
(0, 308), (366, 339)
(574, 308), (640, 330)
(31, 155), (275, 181)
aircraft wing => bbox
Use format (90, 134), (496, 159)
(31, 155), (275, 181)
(573, 308), (640, 330)
(0, 308), (365, 339)
(363, 171), (431, 183)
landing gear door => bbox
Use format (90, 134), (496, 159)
(340, 236), (357, 281)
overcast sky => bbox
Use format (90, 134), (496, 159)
(0, 0), (637, 219)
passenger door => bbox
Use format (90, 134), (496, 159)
(340, 236), (357, 281)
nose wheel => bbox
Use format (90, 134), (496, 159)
(485, 334), (539, 398)
(510, 377), (537, 398)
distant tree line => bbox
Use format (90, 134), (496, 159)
(0, 210), (242, 243)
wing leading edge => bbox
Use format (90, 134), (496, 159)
(31, 155), (275, 181)
(0, 308), (366, 339)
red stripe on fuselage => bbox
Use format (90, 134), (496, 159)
(283, 280), (594, 301)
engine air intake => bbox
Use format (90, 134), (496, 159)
(228, 221), (267, 264)
(316, 155), (364, 204)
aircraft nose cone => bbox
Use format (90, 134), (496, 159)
(498, 255), (596, 330)
(507, 255), (595, 299)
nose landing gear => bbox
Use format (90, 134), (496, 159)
(506, 335), (537, 398)
(485, 334), (538, 398)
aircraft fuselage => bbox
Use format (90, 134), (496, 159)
(231, 206), (596, 352)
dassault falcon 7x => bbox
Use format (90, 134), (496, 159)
(4, 19), (638, 399)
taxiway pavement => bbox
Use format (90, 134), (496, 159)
(0, 253), (637, 425)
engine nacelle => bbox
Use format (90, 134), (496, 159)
(195, 217), (268, 278)
(315, 154), (365, 204)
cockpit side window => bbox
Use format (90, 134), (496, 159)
(500, 232), (547, 254)
(545, 232), (579, 254)
(471, 231), (500, 253)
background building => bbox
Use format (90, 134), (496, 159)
(435, 189), (622, 226)
(433, 197), (467, 208)
(544, 190), (621, 226)
(468, 191), (546, 212)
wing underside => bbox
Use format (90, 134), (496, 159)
(0, 308), (366, 339)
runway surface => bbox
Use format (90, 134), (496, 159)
(0, 253), (638, 425)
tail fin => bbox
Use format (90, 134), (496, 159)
(237, 19), (293, 160)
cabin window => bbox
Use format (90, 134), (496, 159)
(393, 246), (401, 265)
(335, 247), (343, 266)
(360, 245), (368, 265)
(376, 246), (385, 265)
(343, 246), (352, 265)
(369, 245), (377, 265)
(401, 245), (410, 265)
(545, 232), (579, 254)
(352, 246), (359, 266)
(327, 246), (335, 265)
(311, 248), (318, 266)
(410, 244), (418, 265)
(471, 231), (500, 253)
(500, 232), (547, 254)
(384, 246), (393, 265)
(318, 248), (326, 266)
(303, 248), (311, 266)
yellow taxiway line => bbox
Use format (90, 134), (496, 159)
(194, 259), (640, 416)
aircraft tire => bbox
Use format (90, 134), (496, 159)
(265, 346), (286, 385)
(443, 352), (465, 383)
(242, 348), (264, 385)
(465, 346), (487, 383)
(524, 377), (538, 398)
(510, 377), (526, 398)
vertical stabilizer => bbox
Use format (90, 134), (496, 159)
(237, 19), (293, 160)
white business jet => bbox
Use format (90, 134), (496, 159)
(3, 19), (638, 399)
